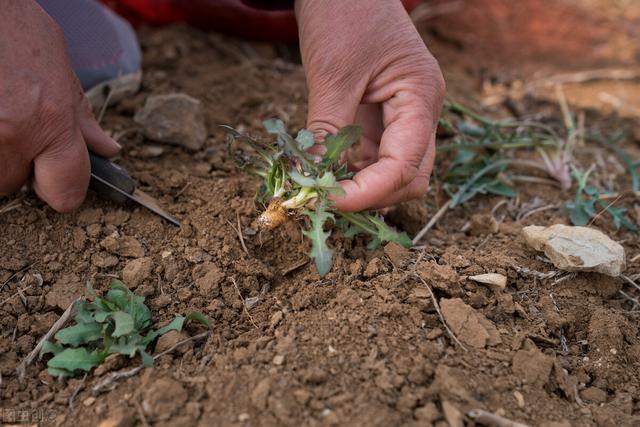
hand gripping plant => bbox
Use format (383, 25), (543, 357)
(225, 119), (411, 276)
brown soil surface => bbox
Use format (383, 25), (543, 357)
(2, 1), (640, 426)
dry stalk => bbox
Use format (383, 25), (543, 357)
(412, 201), (450, 245)
(413, 273), (468, 352)
(229, 277), (258, 329)
(226, 216), (249, 255)
(467, 409), (530, 427)
(92, 331), (210, 394)
(68, 373), (88, 410)
(17, 298), (82, 380)
(621, 275), (640, 292)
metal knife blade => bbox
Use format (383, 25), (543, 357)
(90, 171), (181, 227)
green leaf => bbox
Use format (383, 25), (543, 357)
(296, 129), (315, 150)
(142, 316), (186, 346)
(566, 203), (590, 226)
(322, 126), (362, 167)
(108, 334), (144, 357)
(55, 322), (103, 346)
(47, 348), (105, 373)
(39, 341), (64, 359)
(74, 301), (94, 324)
(263, 118), (287, 135)
(111, 311), (135, 338)
(369, 216), (412, 248)
(186, 311), (212, 328)
(316, 171), (345, 197)
(302, 203), (334, 277)
(141, 350), (154, 367)
(485, 181), (517, 198)
(290, 169), (316, 187)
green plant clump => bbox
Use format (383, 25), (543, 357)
(225, 119), (411, 277)
(39, 280), (210, 377)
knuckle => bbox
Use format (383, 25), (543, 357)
(410, 177), (430, 199)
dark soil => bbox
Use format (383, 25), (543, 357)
(1, 1), (640, 426)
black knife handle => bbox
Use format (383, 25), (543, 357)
(89, 152), (136, 203)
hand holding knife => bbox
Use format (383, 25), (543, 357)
(89, 153), (180, 226)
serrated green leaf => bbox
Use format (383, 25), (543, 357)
(369, 216), (412, 248)
(47, 348), (105, 373)
(54, 322), (103, 346)
(302, 204), (334, 277)
(322, 126), (362, 166)
(296, 129), (315, 150)
(111, 311), (135, 338)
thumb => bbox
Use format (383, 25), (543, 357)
(78, 94), (121, 158)
(32, 131), (91, 213)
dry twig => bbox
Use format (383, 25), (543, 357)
(230, 277), (258, 329)
(92, 331), (210, 394)
(467, 409), (530, 427)
(413, 273), (467, 352)
(413, 201), (450, 245)
(17, 298), (82, 380)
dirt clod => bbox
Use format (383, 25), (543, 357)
(122, 257), (153, 288)
(440, 298), (500, 348)
(512, 342), (554, 387)
(142, 377), (188, 421)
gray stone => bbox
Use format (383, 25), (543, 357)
(523, 224), (625, 276)
(134, 93), (207, 150)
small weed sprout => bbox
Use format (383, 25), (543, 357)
(225, 119), (411, 277)
(39, 280), (209, 377)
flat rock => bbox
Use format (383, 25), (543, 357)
(440, 298), (501, 348)
(134, 93), (207, 150)
(522, 224), (625, 276)
(468, 273), (507, 291)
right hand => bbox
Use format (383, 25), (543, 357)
(0, 0), (121, 212)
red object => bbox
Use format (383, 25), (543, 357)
(102, 0), (421, 42)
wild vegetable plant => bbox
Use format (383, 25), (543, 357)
(39, 280), (209, 377)
(224, 119), (411, 276)
(439, 101), (570, 208)
(565, 166), (637, 231)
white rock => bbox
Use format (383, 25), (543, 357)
(468, 273), (507, 291)
(522, 224), (625, 276)
(134, 93), (207, 150)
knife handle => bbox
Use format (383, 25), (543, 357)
(89, 152), (136, 203)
